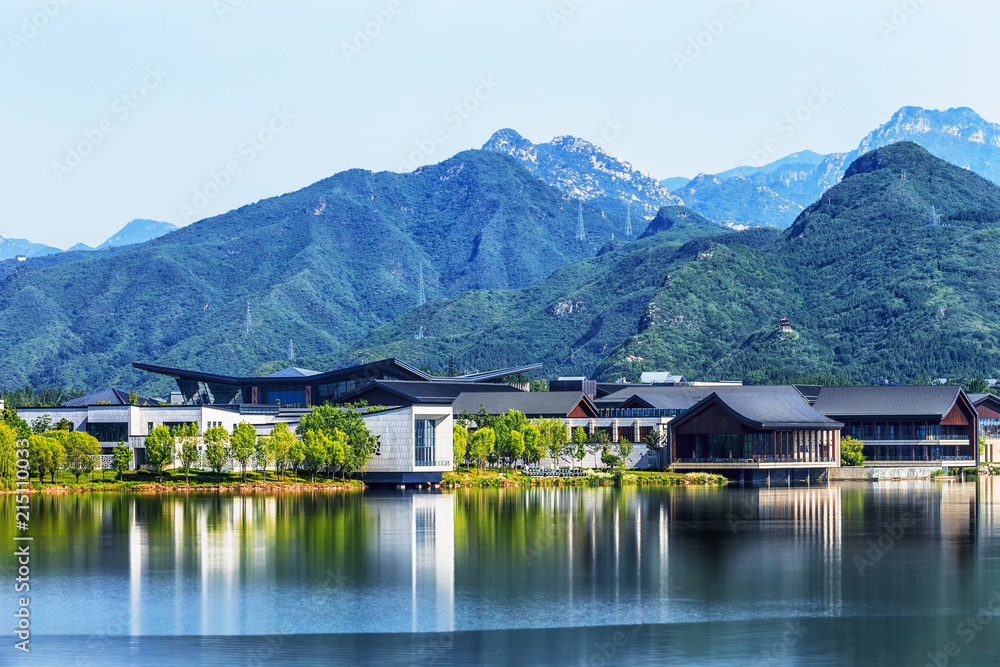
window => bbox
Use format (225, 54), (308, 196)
(147, 422), (154, 433)
(87, 422), (128, 443)
(415, 419), (436, 466)
(259, 386), (307, 407)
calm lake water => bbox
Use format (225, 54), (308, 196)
(3, 479), (1000, 666)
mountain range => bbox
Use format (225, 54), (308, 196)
(482, 128), (683, 223)
(4, 106), (1000, 393)
(338, 143), (1000, 385)
(0, 150), (628, 393)
(0, 219), (177, 261)
(673, 106), (1000, 229)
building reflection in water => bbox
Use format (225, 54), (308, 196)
(126, 492), (456, 636)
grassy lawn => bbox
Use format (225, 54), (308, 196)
(443, 468), (727, 487)
(25, 468), (364, 491)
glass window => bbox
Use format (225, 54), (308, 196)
(415, 419), (436, 466)
(87, 422), (128, 443)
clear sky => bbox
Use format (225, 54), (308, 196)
(3, 0), (998, 248)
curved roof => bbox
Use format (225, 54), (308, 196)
(812, 386), (968, 419)
(672, 388), (843, 432)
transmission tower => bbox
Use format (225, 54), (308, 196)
(288, 339), (295, 361)
(577, 201), (586, 241)
(244, 300), (251, 336)
(417, 263), (426, 307)
(626, 203), (632, 237)
(930, 205), (937, 225)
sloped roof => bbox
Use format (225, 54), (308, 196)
(266, 367), (321, 378)
(134, 358), (540, 386)
(595, 384), (791, 408)
(674, 389), (842, 431)
(620, 394), (702, 411)
(452, 392), (597, 418)
(62, 388), (158, 407)
(812, 386), (966, 419)
(969, 393), (1000, 410)
(336, 380), (524, 406)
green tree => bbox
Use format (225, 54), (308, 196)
(127, 390), (141, 406)
(522, 423), (544, 465)
(269, 422), (295, 480)
(30, 415), (52, 435)
(616, 438), (634, 470)
(145, 425), (175, 482)
(230, 423), (257, 482)
(28, 434), (51, 484)
(41, 431), (67, 483)
(112, 442), (133, 481)
(452, 423), (468, 470)
(64, 431), (101, 483)
(2, 406), (30, 441)
(299, 405), (378, 480)
(0, 424), (17, 491)
(328, 428), (348, 480)
(469, 427), (495, 475)
(840, 436), (865, 467)
(178, 423), (200, 484)
(204, 428), (230, 483)
(572, 426), (588, 466)
(287, 437), (305, 481)
(254, 433), (275, 480)
(303, 430), (331, 483)
(509, 430), (525, 468)
(55, 418), (74, 432)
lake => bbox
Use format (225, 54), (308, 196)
(3, 479), (1000, 666)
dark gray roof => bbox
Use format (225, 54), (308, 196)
(621, 394), (702, 410)
(812, 386), (965, 419)
(61, 388), (158, 407)
(452, 392), (596, 418)
(969, 393), (1000, 409)
(338, 380), (523, 406)
(595, 384), (796, 408)
(674, 389), (843, 431)
(712, 392), (843, 429)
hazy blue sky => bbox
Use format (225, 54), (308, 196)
(3, 0), (998, 247)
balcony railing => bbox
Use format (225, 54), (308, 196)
(415, 460), (452, 468)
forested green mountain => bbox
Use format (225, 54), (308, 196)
(0, 150), (630, 393)
(345, 143), (1000, 384)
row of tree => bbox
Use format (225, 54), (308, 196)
(451, 409), (659, 474)
(142, 405), (380, 484)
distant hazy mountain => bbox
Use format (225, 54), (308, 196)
(677, 106), (1000, 229)
(482, 129), (683, 224)
(97, 219), (178, 249)
(0, 235), (61, 260)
